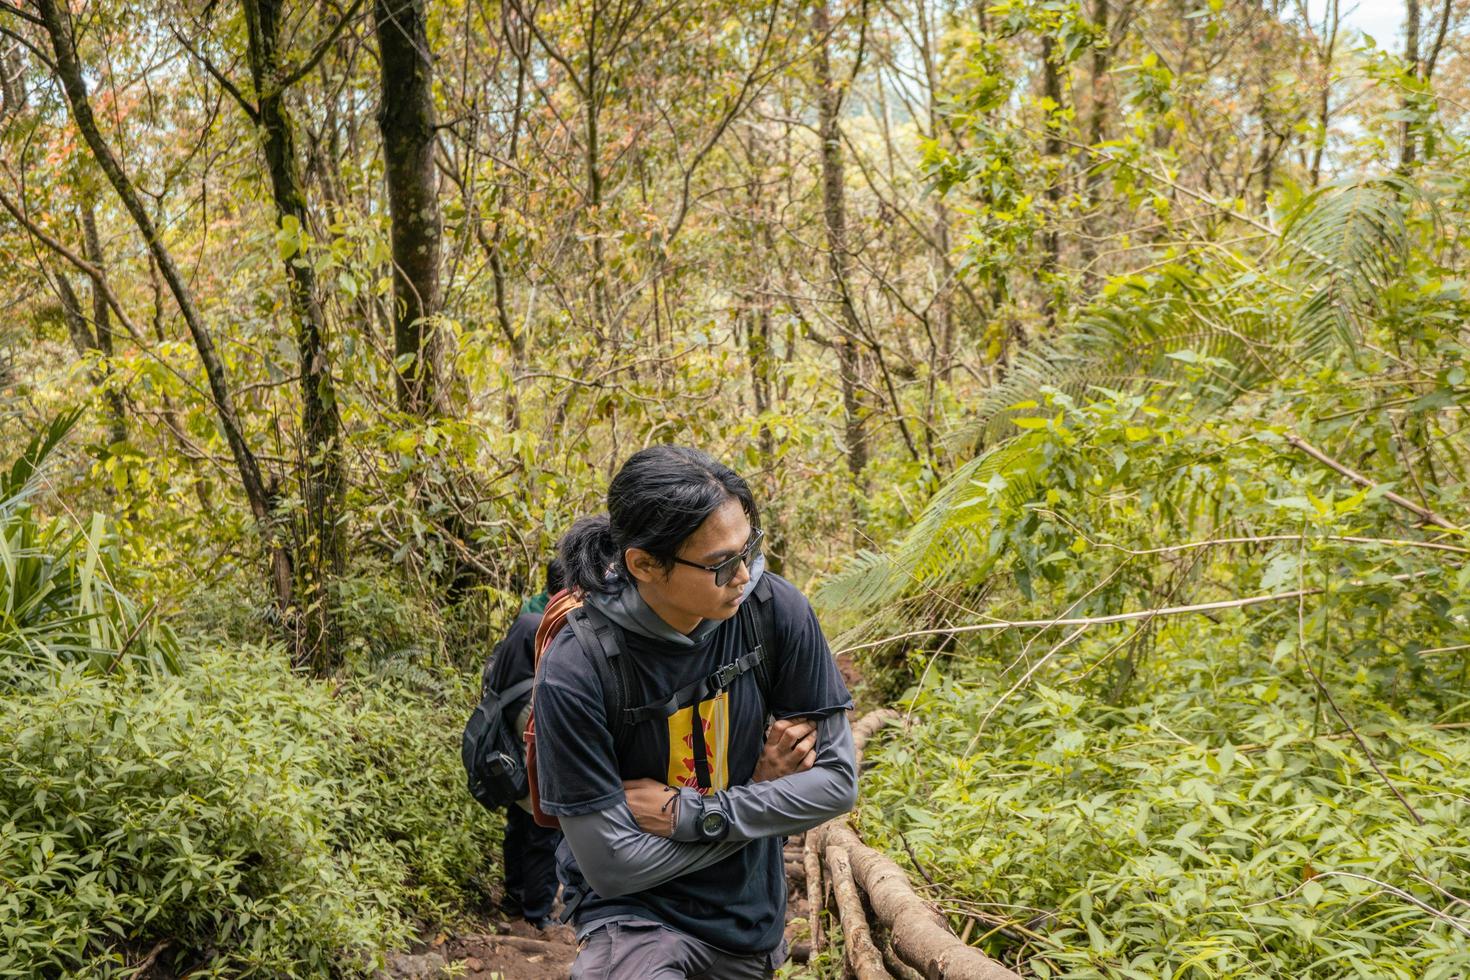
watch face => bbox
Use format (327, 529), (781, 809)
(699, 809), (728, 836)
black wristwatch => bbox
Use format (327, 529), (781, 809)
(693, 796), (729, 842)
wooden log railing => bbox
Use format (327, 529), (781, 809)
(802, 709), (1021, 980)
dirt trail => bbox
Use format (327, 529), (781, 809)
(383, 835), (816, 978)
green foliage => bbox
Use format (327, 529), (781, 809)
(863, 663), (1470, 978)
(2, 412), (179, 679)
(0, 647), (499, 978)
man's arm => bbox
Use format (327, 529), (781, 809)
(559, 801), (750, 898)
(672, 710), (857, 842)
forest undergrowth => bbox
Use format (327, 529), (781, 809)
(6, 0), (1470, 976)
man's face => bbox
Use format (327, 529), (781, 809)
(628, 497), (754, 628)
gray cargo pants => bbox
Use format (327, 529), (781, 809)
(569, 920), (787, 979)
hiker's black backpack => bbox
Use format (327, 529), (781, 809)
(461, 659), (535, 812)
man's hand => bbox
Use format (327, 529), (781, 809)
(752, 717), (817, 783)
(623, 778), (679, 837)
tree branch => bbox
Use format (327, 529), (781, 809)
(1285, 433), (1461, 531)
(0, 182), (146, 343)
(276, 0), (365, 91)
(169, 26), (259, 122)
(836, 571), (1425, 656)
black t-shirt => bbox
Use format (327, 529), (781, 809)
(532, 572), (851, 953)
(483, 611), (541, 721)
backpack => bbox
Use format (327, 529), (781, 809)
(525, 576), (777, 829)
(461, 660), (536, 813)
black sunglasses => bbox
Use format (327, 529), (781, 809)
(672, 527), (764, 587)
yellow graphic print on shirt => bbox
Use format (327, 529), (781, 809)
(666, 690), (730, 794)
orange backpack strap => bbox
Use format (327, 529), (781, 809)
(533, 589), (582, 668)
(526, 588), (581, 829)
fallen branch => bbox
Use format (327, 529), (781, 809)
(827, 844), (891, 980)
(810, 709), (1021, 980)
(804, 830), (825, 953)
(884, 938), (927, 980)
(817, 822), (1021, 980)
(1236, 721), (1470, 753)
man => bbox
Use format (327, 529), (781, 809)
(534, 447), (857, 977)
(481, 558), (566, 929)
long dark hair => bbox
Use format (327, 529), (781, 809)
(559, 446), (759, 594)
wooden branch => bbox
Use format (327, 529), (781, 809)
(809, 710), (1020, 979)
(854, 707), (901, 753)
(1236, 720), (1470, 753)
(884, 939), (928, 980)
(1285, 433), (1461, 531)
(1424, 0), (1453, 81)
(820, 823), (1021, 980)
(836, 571), (1423, 657)
(169, 26), (259, 122)
(827, 844), (892, 980)
(804, 830), (825, 952)
(0, 184), (146, 343)
(0, 0), (43, 27)
(276, 0), (365, 91)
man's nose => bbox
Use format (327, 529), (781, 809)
(729, 557), (752, 589)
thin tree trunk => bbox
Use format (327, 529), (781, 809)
(79, 199), (127, 448)
(34, 0), (295, 619)
(917, 0), (955, 383)
(242, 0), (346, 672)
(1039, 31), (1064, 328)
(1402, 0), (1420, 166)
(1309, 0), (1340, 187)
(812, 0), (869, 503)
(489, 9), (532, 427)
(1078, 0), (1109, 282)
(1423, 0), (1453, 82)
(585, 5), (613, 343)
(375, 0), (447, 417)
(53, 270), (97, 358)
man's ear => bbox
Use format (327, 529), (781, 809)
(624, 547), (664, 584)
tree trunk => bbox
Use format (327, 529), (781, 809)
(811, 0), (869, 506)
(1039, 30), (1065, 327)
(34, 0), (295, 621)
(375, 0), (447, 417)
(1402, 0), (1420, 167)
(80, 199), (127, 449)
(1309, 0), (1340, 187)
(243, 0), (347, 674)
(1078, 0), (1109, 283)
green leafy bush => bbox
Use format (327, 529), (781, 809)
(0, 648), (499, 978)
(861, 654), (1470, 978)
(2, 411), (179, 680)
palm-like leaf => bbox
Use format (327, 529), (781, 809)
(1281, 178), (1416, 358)
(817, 437), (1043, 611)
(1, 410), (180, 678)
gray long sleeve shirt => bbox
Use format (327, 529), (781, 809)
(560, 710), (856, 898)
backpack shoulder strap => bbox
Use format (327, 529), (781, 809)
(744, 575), (778, 711)
(567, 603), (635, 746)
(498, 676), (535, 707)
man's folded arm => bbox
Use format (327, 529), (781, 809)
(673, 710), (857, 843)
(558, 801), (749, 898)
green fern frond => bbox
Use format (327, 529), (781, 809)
(2, 408), (84, 513)
(818, 438), (1043, 611)
(954, 180), (1416, 450)
(1281, 178), (1415, 357)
